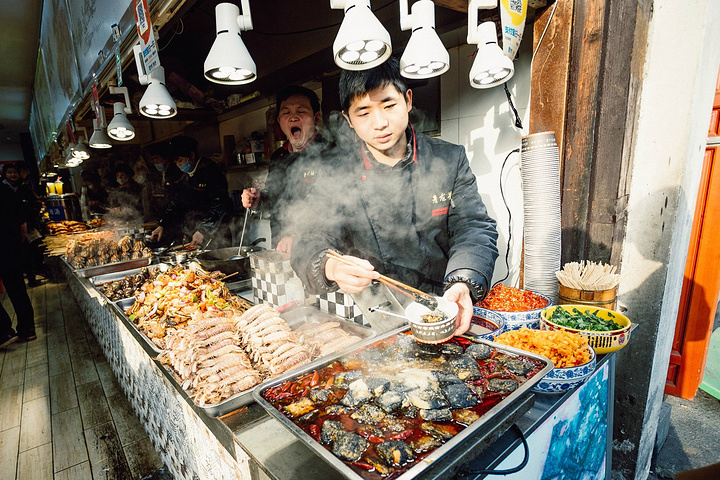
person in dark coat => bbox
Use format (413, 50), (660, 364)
(241, 85), (332, 253)
(150, 135), (233, 247)
(0, 171), (36, 348)
(291, 57), (498, 336)
(2, 163), (43, 286)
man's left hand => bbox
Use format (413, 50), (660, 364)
(191, 231), (204, 246)
(276, 236), (294, 254)
(443, 283), (473, 336)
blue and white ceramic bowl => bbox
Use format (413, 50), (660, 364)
(531, 347), (597, 394)
(468, 308), (506, 341)
(474, 292), (553, 331)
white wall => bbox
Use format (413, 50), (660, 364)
(617, 0), (720, 478)
(440, 27), (533, 288)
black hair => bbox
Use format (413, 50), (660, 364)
(168, 135), (199, 159)
(339, 57), (409, 112)
(114, 163), (134, 177)
(276, 85), (321, 115)
(146, 141), (170, 158)
(2, 163), (20, 174)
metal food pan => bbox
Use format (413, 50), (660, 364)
(114, 298), (163, 356)
(72, 256), (151, 278)
(89, 263), (169, 286)
(198, 306), (376, 417)
(252, 328), (554, 480)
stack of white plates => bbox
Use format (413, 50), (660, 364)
(520, 132), (561, 302)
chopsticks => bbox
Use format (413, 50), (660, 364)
(325, 250), (438, 310)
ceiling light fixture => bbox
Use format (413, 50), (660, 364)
(399, 0), (449, 79)
(72, 127), (91, 160)
(331, 0), (392, 70)
(133, 45), (177, 118)
(204, 2), (256, 85)
(107, 86), (135, 141)
(467, 0), (514, 89)
(89, 107), (112, 149)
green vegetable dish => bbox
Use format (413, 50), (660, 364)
(548, 306), (623, 331)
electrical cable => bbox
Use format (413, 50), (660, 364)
(493, 148), (520, 287)
(465, 424), (530, 477)
(504, 83), (523, 129)
(159, 19), (184, 51)
(531, 0), (560, 64)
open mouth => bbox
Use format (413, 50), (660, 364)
(290, 126), (302, 138)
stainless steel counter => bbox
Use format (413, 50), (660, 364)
(63, 259), (614, 480)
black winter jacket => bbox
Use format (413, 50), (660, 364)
(158, 157), (232, 243)
(291, 129), (498, 301)
(261, 135), (332, 248)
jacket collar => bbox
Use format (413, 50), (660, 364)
(361, 124), (417, 170)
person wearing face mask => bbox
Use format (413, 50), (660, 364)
(145, 142), (183, 225)
(241, 85), (333, 253)
(80, 170), (109, 214)
(109, 163), (144, 220)
(151, 135), (233, 247)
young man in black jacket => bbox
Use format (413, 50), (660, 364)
(241, 86), (332, 253)
(291, 57), (498, 336)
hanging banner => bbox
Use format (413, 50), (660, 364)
(112, 23), (123, 86)
(92, 80), (102, 127)
(133, 0), (160, 73)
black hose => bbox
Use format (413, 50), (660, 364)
(465, 424), (530, 477)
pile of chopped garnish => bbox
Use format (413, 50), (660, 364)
(476, 284), (549, 312)
(547, 306), (623, 331)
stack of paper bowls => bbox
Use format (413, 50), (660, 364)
(521, 132), (562, 303)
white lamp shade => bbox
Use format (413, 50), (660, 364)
(89, 125), (112, 149)
(204, 3), (256, 85)
(399, 1), (448, 79)
(72, 137), (91, 159)
(107, 102), (136, 141)
(468, 21), (514, 89)
(139, 66), (177, 119)
(332, 0), (391, 70)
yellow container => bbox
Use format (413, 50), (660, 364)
(55, 181), (64, 195)
(47, 182), (57, 195)
(557, 282), (617, 310)
(541, 304), (633, 354)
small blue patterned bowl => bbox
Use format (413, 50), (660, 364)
(468, 308), (506, 341)
(474, 292), (553, 331)
(531, 347), (596, 394)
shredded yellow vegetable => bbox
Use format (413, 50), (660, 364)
(495, 328), (592, 368)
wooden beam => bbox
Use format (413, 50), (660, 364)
(434, 0), (468, 13)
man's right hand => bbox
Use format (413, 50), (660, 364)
(325, 254), (380, 294)
(151, 226), (163, 241)
(241, 188), (260, 208)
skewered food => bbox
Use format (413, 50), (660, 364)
(66, 235), (150, 269)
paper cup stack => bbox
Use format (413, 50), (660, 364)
(520, 132), (562, 302)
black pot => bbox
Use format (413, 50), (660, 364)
(196, 239), (265, 276)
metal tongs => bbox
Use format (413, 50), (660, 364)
(325, 250), (438, 310)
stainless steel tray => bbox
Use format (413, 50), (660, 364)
(198, 306), (376, 417)
(71, 256), (151, 278)
(114, 298), (164, 356)
(252, 328), (554, 480)
(90, 264), (171, 303)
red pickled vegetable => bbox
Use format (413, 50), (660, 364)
(476, 284), (548, 312)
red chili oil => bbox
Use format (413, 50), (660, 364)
(261, 335), (544, 480)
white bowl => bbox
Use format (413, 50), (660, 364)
(405, 297), (458, 344)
